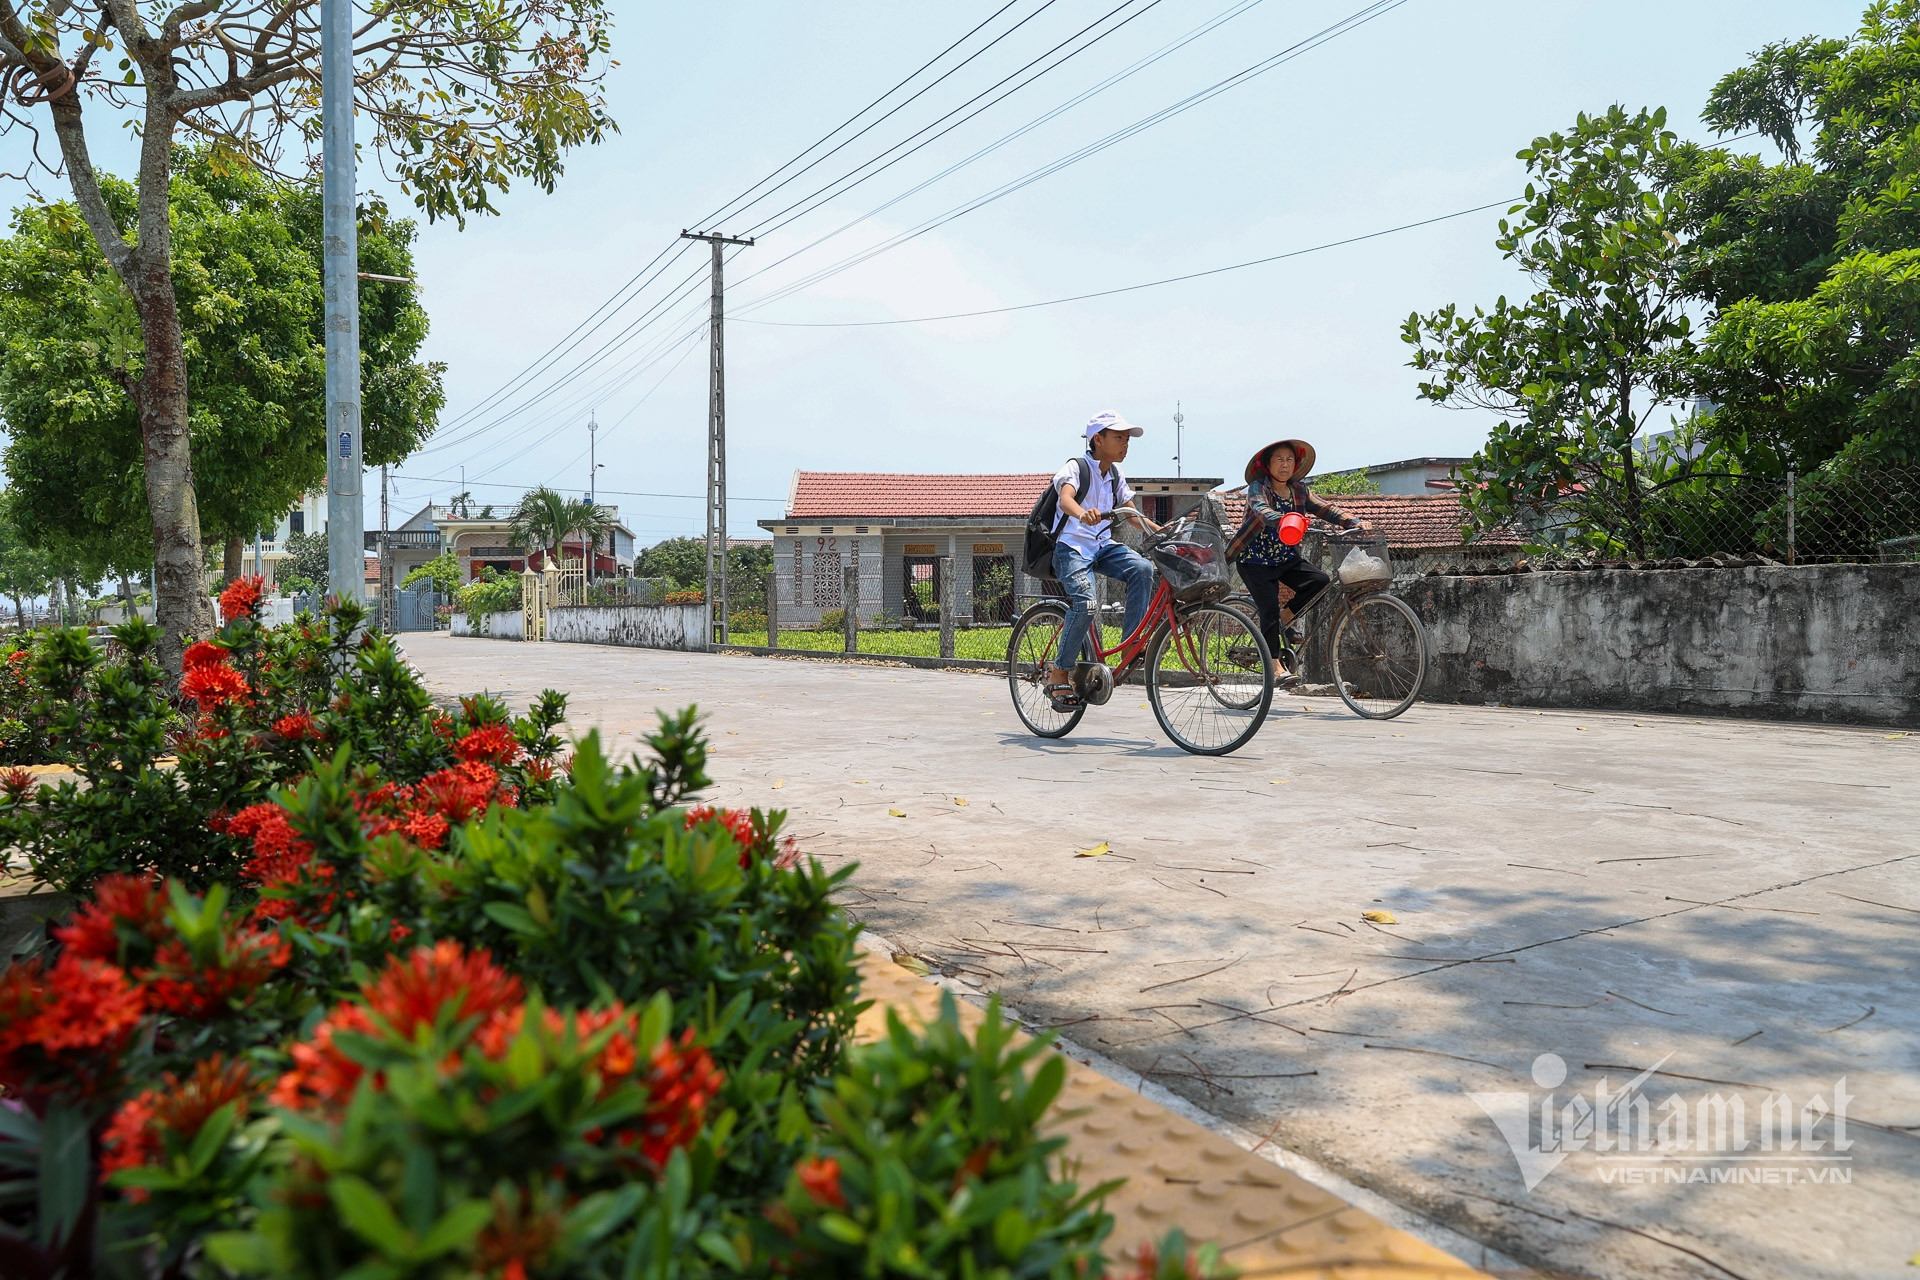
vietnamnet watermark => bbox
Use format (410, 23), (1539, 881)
(1469, 1053), (1855, 1191)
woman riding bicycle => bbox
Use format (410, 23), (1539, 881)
(1226, 438), (1370, 661)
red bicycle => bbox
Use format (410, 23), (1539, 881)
(1006, 519), (1274, 756)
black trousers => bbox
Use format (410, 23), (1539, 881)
(1237, 560), (1330, 654)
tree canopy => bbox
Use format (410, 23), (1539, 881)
(1669, 1), (1920, 473)
(1404, 106), (1696, 556)
(0, 148), (444, 574)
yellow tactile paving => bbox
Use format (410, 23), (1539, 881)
(856, 950), (1490, 1279)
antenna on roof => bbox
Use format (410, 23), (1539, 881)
(1172, 402), (1185, 478)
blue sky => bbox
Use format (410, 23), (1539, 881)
(1, 0), (1870, 543)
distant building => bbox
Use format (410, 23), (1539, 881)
(757, 471), (1222, 626)
(1313, 456), (1469, 496)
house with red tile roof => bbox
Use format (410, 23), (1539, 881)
(758, 471), (1222, 625)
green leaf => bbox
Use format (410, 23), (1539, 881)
(36, 1100), (89, 1250)
(203, 1231), (275, 1272)
(414, 1199), (493, 1258)
(185, 1101), (240, 1175)
(481, 901), (541, 934)
(993, 1206), (1034, 1259)
(817, 1213), (866, 1245)
(329, 1174), (414, 1255)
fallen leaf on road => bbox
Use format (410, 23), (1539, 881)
(852, 780), (869, 785)
(726, 731), (739, 735)
(890, 952), (933, 976)
(1361, 909), (1399, 925)
(888, 809), (907, 818)
(1889, 733), (1910, 740)
(981, 711), (995, 715)
(1138, 703), (1149, 709)
(1270, 780), (1289, 785)
(954, 797), (968, 807)
(771, 780), (785, 790)
(1075, 842), (1111, 858)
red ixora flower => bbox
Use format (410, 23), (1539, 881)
(631, 1028), (724, 1169)
(272, 943), (523, 1111)
(218, 575), (264, 623)
(684, 806), (802, 871)
(100, 1055), (256, 1197)
(0, 954), (146, 1099)
(54, 874), (171, 966)
(796, 1156), (846, 1210)
(456, 723), (522, 766)
(0, 767), (34, 799)
(182, 640), (228, 671)
(181, 653), (249, 711)
(273, 710), (320, 740)
(140, 927), (291, 1018)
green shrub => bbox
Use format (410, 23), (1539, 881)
(729, 607), (768, 631)
(458, 572), (524, 626)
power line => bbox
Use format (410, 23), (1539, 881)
(735, 196), (1514, 327)
(391, 473), (786, 502)
(733, 0), (1415, 316)
(420, 2), (1054, 454)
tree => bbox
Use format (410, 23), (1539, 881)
(1668, 3), (1920, 474)
(0, 0), (614, 670)
(281, 530), (330, 587)
(566, 498), (615, 577)
(1311, 471), (1383, 495)
(400, 550), (461, 594)
(1403, 106), (1696, 556)
(507, 487), (572, 566)
(0, 148), (445, 589)
(636, 536), (706, 588)
(0, 492), (54, 629)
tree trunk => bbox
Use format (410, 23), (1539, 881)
(222, 534), (243, 584)
(10, 594), (22, 634)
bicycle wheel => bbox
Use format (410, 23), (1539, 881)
(1146, 604), (1273, 755)
(1006, 602), (1085, 738)
(1331, 591), (1428, 719)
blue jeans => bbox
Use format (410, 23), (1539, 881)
(1053, 540), (1155, 671)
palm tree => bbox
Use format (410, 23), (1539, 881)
(507, 487), (572, 569)
(565, 499), (617, 582)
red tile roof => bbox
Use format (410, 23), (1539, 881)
(784, 472), (1051, 520)
(1213, 488), (1522, 551)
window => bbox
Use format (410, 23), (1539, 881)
(813, 551), (843, 609)
(289, 511), (305, 535)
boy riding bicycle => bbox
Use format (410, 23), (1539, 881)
(1227, 437), (1370, 661)
(1046, 411), (1162, 711)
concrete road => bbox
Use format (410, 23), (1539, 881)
(400, 632), (1920, 1280)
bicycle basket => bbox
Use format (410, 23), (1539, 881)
(1150, 521), (1232, 603)
(1334, 542), (1393, 586)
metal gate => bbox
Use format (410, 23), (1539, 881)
(389, 585), (447, 632)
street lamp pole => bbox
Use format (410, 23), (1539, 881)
(322, 0), (363, 604)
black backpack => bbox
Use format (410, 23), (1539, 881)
(1022, 456), (1097, 582)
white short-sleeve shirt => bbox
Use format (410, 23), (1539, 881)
(1053, 458), (1133, 557)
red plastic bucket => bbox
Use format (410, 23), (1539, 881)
(1278, 512), (1310, 545)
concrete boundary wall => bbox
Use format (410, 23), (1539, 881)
(449, 610), (524, 640)
(1402, 562), (1919, 725)
(547, 603), (709, 651)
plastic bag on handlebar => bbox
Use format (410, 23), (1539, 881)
(1149, 519), (1232, 603)
(1337, 545), (1392, 584)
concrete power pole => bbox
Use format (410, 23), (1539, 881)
(680, 229), (753, 643)
(322, 0), (363, 604)
(1173, 401), (1185, 479)
(379, 464), (392, 632)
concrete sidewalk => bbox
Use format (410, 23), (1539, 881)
(400, 632), (1920, 1280)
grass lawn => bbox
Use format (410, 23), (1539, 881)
(727, 628), (1012, 661)
(726, 623), (1130, 663)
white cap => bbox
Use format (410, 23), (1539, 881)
(1084, 410), (1144, 440)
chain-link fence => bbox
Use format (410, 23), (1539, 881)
(1512, 466), (1920, 564)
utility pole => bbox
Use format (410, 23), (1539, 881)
(322, 0), (363, 604)
(1173, 402), (1185, 478)
(586, 414), (598, 583)
(680, 228), (754, 644)
(379, 464), (392, 632)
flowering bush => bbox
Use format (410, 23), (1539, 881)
(0, 626), (1212, 1277)
(0, 590), (568, 895)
